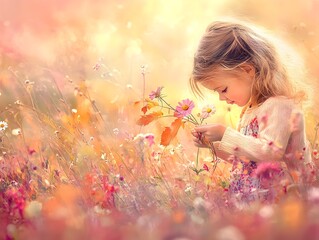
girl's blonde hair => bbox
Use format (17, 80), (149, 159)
(190, 20), (309, 106)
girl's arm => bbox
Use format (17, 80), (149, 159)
(212, 141), (233, 163)
(219, 97), (302, 163)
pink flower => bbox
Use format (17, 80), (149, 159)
(200, 104), (216, 119)
(254, 162), (281, 180)
(144, 133), (155, 147)
(203, 163), (209, 171)
(149, 87), (163, 100)
(93, 63), (101, 71)
(174, 99), (195, 118)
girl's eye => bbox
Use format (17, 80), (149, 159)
(221, 87), (228, 93)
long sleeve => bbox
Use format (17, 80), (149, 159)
(218, 97), (304, 163)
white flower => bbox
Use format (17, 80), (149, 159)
(169, 148), (175, 155)
(94, 205), (107, 214)
(215, 225), (245, 240)
(113, 128), (120, 135)
(12, 128), (21, 136)
(185, 184), (192, 193)
(24, 201), (42, 219)
(308, 187), (319, 201)
(101, 153), (107, 160)
(201, 104), (216, 119)
(133, 133), (144, 142)
(152, 151), (161, 161)
(193, 197), (211, 210)
(6, 224), (16, 238)
(0, 121), (8, 131)
(259, 205), (274, 218)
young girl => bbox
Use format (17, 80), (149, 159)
(190, 20), (316, 205)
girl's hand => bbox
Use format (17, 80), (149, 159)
(191, 124), (226, 148)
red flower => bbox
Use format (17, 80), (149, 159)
(203, 163), (209, 172)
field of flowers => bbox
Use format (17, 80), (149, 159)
(1, 0), (319, 239)
(1, 63), (319, 239)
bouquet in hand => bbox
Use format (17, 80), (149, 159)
(136, 86), (218, 174)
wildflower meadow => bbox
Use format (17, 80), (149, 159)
(1, 0), (319, 240)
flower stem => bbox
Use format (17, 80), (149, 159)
(196, 147), (200, 168)
(312, 122), (319, 149)
(159, 97), (176, 111)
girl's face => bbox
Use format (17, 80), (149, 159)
(200, 67), (254, 107)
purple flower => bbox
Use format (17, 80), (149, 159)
(149, 87), (163, 100)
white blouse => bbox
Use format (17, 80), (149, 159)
(218, 96), (313, 166)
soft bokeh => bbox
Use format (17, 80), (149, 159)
(1, 0), (319, 131)
(1, 0), (319, 239)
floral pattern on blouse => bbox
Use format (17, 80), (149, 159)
(240, 116), (259, 138)
(229, 116), (261, 205)
(238, 116), (259, 174)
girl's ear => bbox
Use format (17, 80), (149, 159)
(240, 64), (255, 77)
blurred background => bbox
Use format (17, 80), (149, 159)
(1, 2), (319, 237)
(0, 0), (318, 138)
